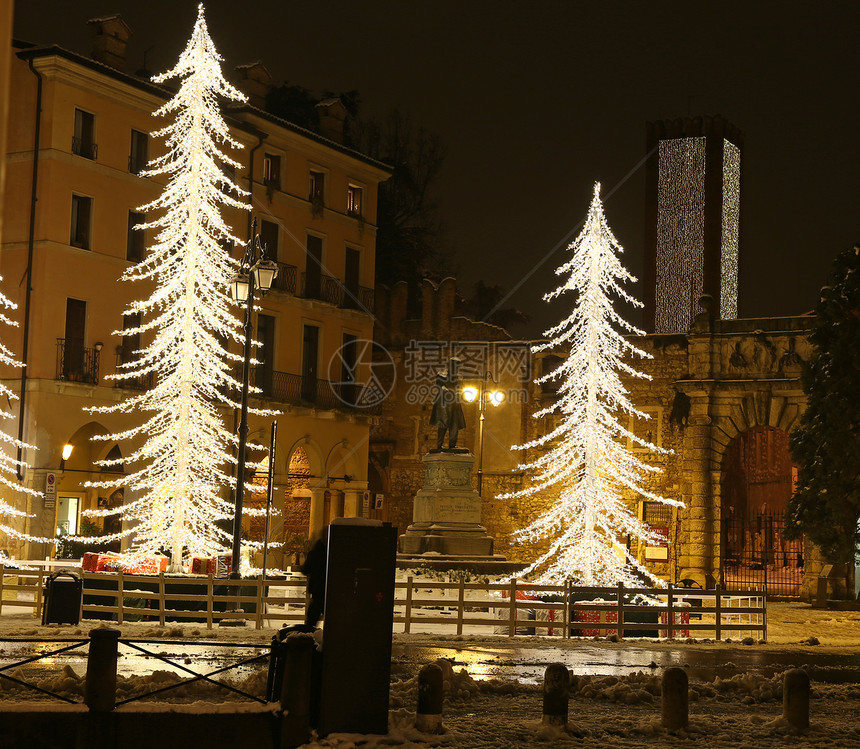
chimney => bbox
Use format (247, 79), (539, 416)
(234, 61), (272, 109)
(87, 16), (131, 72)
(315, 98), (347, 143)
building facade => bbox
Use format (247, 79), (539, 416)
(0, 19), (390, 566)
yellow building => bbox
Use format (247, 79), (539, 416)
(0, 18), (391, 566)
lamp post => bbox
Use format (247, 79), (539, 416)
(228, 218), (278, 579)
(462, 370), (504, 497)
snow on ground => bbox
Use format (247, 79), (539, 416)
(1, 602), (859, 746)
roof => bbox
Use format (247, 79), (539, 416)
(14, 41), (393, 175)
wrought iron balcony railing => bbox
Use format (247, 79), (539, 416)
(72, 136), (97, 160)
(56, 338), (100, 385)
(271, 262), (298, 295)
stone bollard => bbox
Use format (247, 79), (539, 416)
(783, 669), (810, 731)
(542, 663), (570, 726)
(415, 663), (444, 733)
(661, 667), (688, 730)
(84, 628), (121, 712)
(280, 632), (315, 748)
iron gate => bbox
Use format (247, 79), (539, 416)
(722, 513), (803, 596)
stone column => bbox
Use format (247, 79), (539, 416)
(309, 488), (326, 537)
(330, 490), (344, 520)
(343, 489), (363, 518)
(679, 398), (716, 585)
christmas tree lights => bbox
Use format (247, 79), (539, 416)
(0, 280), (52, 565)
(84, 5), (276, 569)
(499, 183), (683, 586)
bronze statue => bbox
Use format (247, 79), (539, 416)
(429, 358), (466, 450)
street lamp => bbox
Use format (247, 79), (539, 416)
(462, 371), (504, 497)
(227, 218), (277, 579)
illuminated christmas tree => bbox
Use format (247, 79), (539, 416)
(499, 183), (682, 586)
(85, 5), (271, 569)
(0, 281), (49, 565)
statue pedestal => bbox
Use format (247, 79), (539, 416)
(398, 451), (496, 558)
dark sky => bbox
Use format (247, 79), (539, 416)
(14, 1), (860, 337)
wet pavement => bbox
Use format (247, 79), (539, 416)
(391, 642), (860, 685)
(1, 638), (859, 688)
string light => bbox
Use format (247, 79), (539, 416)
(0, 277), (53, 566)
(720, 140), (740, 320)
(83, 5), (277, 569)
(498, 183), (683, 587)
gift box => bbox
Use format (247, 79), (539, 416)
(94, 552), (122, 572)
(213, 553), (232, 577)
(190, 556), (214, 575)
(124, 555), (168, 575)
(82, 552), (101, 572)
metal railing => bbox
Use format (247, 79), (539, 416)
(271, 262), (298, 295)
(0, 636), (269, 705)
(71, 136), (97, 159)
(300, 272), (343, 305)
(56, 338), (100, 385)
(113, 350), (155, 390)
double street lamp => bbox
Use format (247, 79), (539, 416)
(462, 370), (504, 497)
(227, 218), (278, 579)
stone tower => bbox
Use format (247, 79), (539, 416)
(643, 116), (743, 333)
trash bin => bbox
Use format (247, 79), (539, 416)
(42, 570), (83, 625)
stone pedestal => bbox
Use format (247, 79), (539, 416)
(398, 451), (496, 558)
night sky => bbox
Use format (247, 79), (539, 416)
(13, 1), (860, 338)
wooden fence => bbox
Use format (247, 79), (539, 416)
(394, 578), (767, 641)
(0, 565), (766, 641)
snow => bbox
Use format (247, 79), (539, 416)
(0, 603), (858, 746)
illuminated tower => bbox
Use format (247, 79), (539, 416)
(643, 116), (743, 333)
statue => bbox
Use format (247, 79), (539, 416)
(429, 358), (467, 451)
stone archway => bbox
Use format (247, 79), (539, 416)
(720, 425), (803, 595)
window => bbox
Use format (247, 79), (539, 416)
(343, 247), (361, 309)
(255, 313), (276, 397)
(70, 195), (93, 249)
(62, 298), (87, 381)
(304, 234), (323, 299)
(127, 211), (145, 262)
(120, 312), (141, 365)
(129, 129), (149, 174)
(260, 219), (279, 262)
(73, 109), (97, 159)
(309, 170), (325, 202)
(346, 184), (363, 217)
(301, 324), (320, 402)
(262, 153), (281, 188)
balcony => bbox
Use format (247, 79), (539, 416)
(300, 273), (374, 312)
(113, 349), (155, 390)
(128, 154), (147, 175)
(341, 286), (375, 312)
(301, 272), (344, 306)
(246, 367), (379, 413)
(72, 136), (97, 160)
(56, 338), (100, 385)
(271, 262), (298, 295)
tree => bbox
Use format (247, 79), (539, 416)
(85, 5), (265, 568)
(350, 111), (446, 294)
(0, 280), (47, 564)
(498, 183), (681, 586)
(786, 244), (860, 588)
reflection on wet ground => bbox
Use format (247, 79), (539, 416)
(2, 639), (859, 688)
(391, 643), (860, 685)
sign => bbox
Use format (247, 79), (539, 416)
(645, 525), (669, 561)
(362, 491), (371, 515)
(44, 472), (57, 509)
(374, 493), (384, 510)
